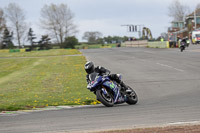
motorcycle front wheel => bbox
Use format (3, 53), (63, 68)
(180, 46), (184, 52)
(126, 86), (138, 105)
(96, 89), (114, 107)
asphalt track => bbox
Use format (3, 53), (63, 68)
(1, 45), (200, 133)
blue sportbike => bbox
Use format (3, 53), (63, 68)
(87, 72), (138, 107)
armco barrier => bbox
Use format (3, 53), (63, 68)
(124, 40), (148, 47)
(147, 41), (169, 48)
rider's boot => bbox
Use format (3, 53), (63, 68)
(120, 81), (131, 93)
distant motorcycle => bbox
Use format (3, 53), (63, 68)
(180, 42), (185, 52)
(87, 72), (138, 107)
(180, 39), (187, 52)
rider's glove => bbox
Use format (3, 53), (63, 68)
(87, 84), (92, 90)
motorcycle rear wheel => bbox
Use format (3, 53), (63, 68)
(126, 86), (138, 105)
(96, 89), (114, 107)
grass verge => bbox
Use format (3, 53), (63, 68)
(0, 49), (81, 57)
(0, 50), (98, 111)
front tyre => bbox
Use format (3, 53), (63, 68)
(96, 89), (114, 107)
(181, 47), (183, 52)
(180, 46), (185, 52)
(126, 86), (138, 105)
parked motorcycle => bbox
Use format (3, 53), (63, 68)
(87, 72), (138, 107)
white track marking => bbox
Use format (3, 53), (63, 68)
(173, 68), (184, 72)
(143, 51), (155, 54)
(156, 63), (184, 72)
(156, 63), (172, 68)
(167, 121), (200, 125)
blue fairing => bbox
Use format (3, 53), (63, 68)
(103, 81), (121, 103)
(90, 75), (124, 103)
(90, 76), (103, 88)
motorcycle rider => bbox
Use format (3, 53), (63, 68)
(84, 61), (129, 92)
(181, 37), (187, 44)
(180, 37), (187, 52)
(185, 36), (190, 47)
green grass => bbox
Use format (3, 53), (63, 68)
(0, 49), (81, 57)
(0, 50), (98, 111)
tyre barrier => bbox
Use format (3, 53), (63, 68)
(9, 49), (20, 53)
(0, 49), (27, 53)
(0, 50), (9, 53)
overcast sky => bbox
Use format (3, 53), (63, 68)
(1, 0), (200, 42)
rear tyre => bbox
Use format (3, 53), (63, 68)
(96, 89), (114, 107)
(126, 86), (138, 105)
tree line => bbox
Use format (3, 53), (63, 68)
(0, 3), (78, 49)
(1, 1), (199, 49)
(0, 2), (130, 49)
(82, 31), (130, 44)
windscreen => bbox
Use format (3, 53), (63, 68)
(89, 72), (98, 81)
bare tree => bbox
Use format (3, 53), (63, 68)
(5, 3), (27, 47)
(0, 8), (6, 40)
(40, 3), (77, 45)
(82, 31), (102, 43)
(168, 0), (190, 21)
